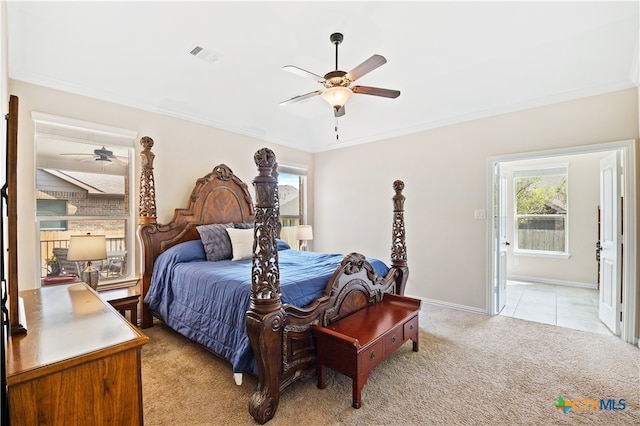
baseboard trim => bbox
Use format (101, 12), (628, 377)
(407, 294), (488, 315)
(507, 275), (597, 290)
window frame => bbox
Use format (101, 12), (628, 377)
(277, 163), (308, 250)
(512, 165), (569, 257)
(32, 112), (138, 288)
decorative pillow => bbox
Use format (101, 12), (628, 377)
(196, 223), (233, 261)
(163, 240), (206, 263)
(276, 239), (291, 251)
(234, 222), (254, 229)
(226, 228), (254, 261)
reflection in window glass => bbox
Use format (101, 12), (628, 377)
(36, 139), (131, 284)
(278, 172), (304, 249)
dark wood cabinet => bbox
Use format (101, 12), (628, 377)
(99, 287), (141, 326)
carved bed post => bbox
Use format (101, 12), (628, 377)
(247, 148), (284, 424)
(271, 160), (282, 238)
(391, 180), (409, 295)
(137, 136), (157, 328)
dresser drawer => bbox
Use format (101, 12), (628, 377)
(358, 340), (384, 374)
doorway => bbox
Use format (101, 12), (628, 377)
(500, 280), (612, 336)
(488, 140), (637, 344)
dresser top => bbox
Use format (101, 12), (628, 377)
(6, 283), (147, 383)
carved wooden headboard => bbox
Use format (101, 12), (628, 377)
(137, 137), (255, 327)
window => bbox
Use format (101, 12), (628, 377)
(514, 166), (568, 254)
(277, 166), (308, 250)
(37, 199), (68, 230)
(33, 113), (137, 287)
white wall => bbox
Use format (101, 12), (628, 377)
(1, 2), (8, 180)
(7, 79), (639, 317)
(10, 80), (313, 290)
(503, 152), (606, 286)
(314, 88), (638, 312)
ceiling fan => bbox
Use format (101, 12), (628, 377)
(60, 146), (127, 166)
(280, 32), (400, 118)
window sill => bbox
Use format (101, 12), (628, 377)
(513, 250), (570, 260)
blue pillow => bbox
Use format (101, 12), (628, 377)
(276, 239), (291, 251)
(161, 240), (206, 264)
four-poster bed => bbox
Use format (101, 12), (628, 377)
(137, 137), (410, 424)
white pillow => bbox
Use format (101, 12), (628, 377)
(226, 228), (254, 261)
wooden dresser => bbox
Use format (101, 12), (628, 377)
(6, 283), (148, 425)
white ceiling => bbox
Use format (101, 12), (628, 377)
(7, 1), (639, 153)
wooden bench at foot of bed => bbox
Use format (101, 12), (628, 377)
(312, 293), (420, 408)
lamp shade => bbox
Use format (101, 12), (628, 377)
(321, 87), (353, 109)
(67, 234), (107, 261)
(296, 225), (313, 241)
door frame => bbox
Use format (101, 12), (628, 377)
(493, 162), (508, 314)
(486, 139), (637, 344)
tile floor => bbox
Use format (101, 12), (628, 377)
(500, 280), (614, 336)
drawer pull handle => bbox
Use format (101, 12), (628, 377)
(409, 324), (414, 330)
(391, 335), (397, 344)
(370, 351), (375, 360)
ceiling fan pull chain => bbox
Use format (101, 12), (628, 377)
(335, 117), (339, 140)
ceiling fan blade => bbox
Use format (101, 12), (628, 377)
(283, 65), (325, 82)
(279, 90), (322, 106)
(111, 157), (128, 166)
(60, 153), (94, 156)
(80, 156), (106, 163)
(352, 85), (400, 99)
(334, 106), (345, 117)
(345, 54), (387, 81)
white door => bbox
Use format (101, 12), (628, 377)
(598, 152), (621, 335)
(494, 163), (508, 314)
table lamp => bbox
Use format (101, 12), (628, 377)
(67, 233), (107, 290)
(295, 225), (313, 251)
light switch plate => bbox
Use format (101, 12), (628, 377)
(474, 209), (486, 220)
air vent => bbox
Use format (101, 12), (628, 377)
(189, 45), (221, 63)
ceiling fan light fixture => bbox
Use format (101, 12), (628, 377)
(95, 157), (111, 165)
(321, 86), (353, 110)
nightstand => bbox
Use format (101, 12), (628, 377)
(99, 287), (140, 327)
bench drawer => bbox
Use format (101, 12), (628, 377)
(383, 324), (404, 355)
(358, 340), (384, 374)
(404, 315), (419, 341)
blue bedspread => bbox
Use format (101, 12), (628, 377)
(144, 240), (389, 373)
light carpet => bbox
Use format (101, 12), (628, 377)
(141, 305), (640, 425)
